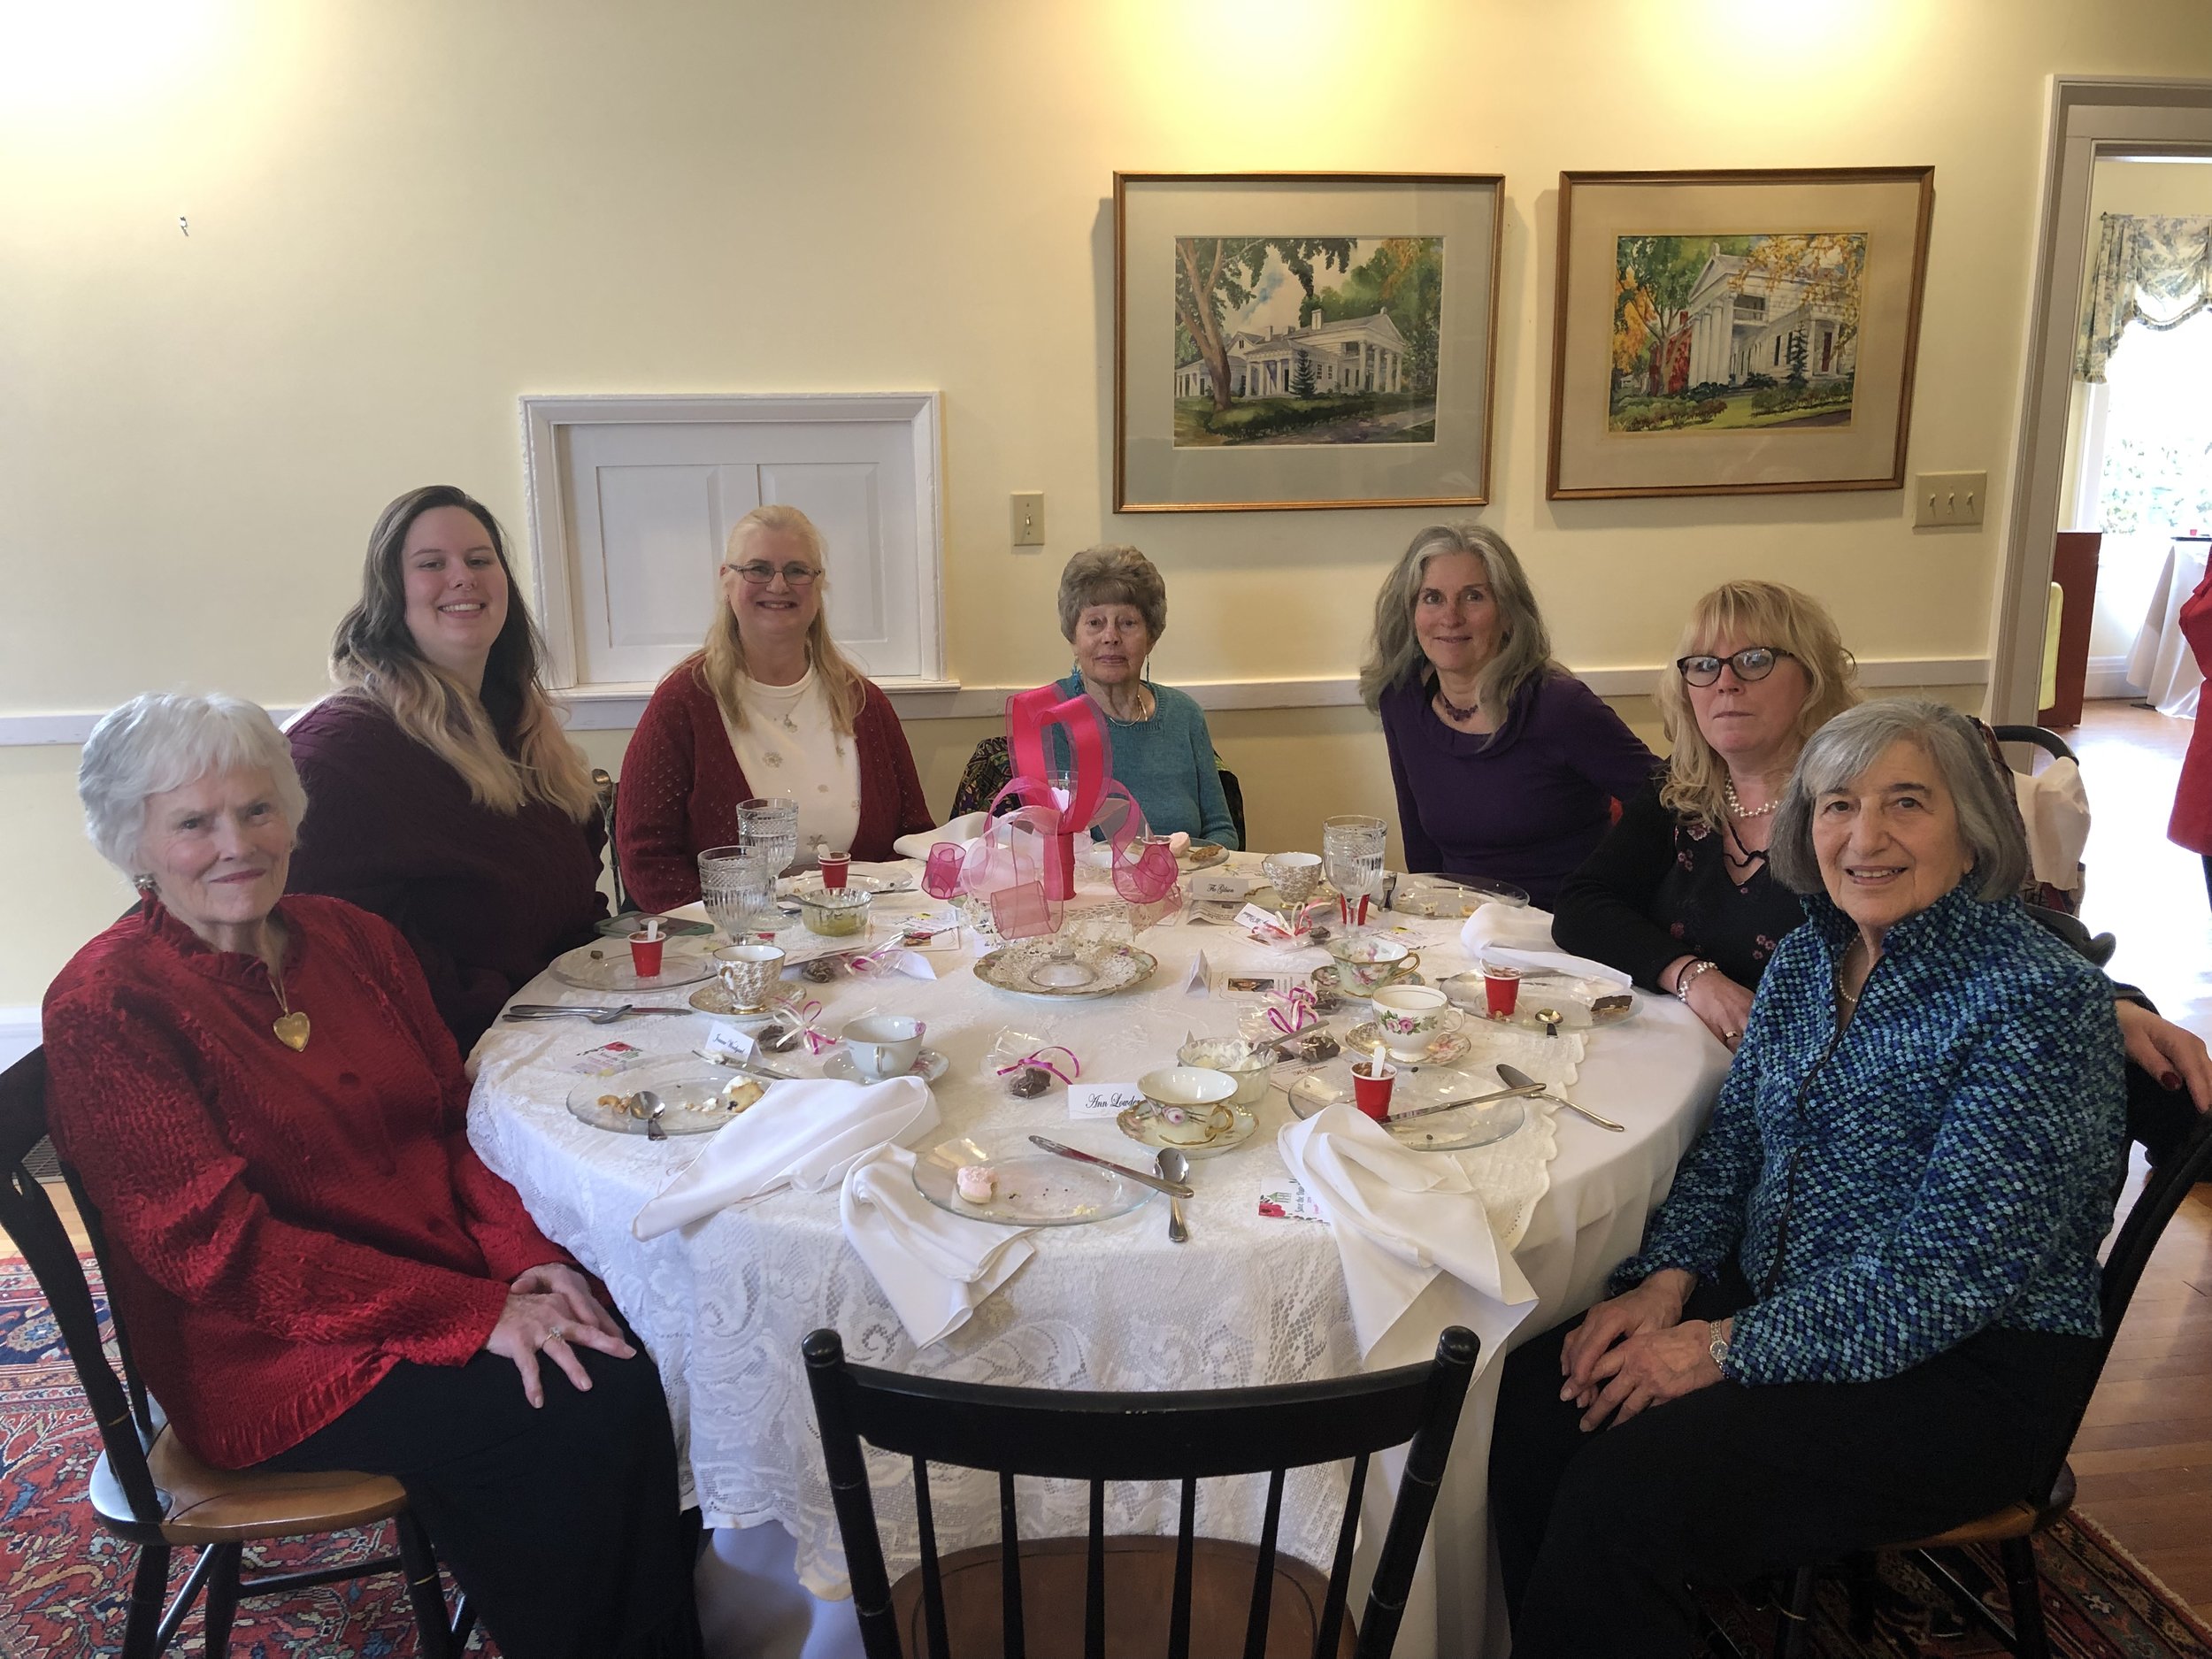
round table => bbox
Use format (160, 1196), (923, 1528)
(467, 857), (1729, 1658)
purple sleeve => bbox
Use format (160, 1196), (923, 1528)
(1548, 675), (1660, 803)
(1379, 685), (1442, 873)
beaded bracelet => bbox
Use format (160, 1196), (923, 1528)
(1675, 958), (1718, 1003)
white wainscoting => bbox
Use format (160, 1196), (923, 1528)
(0, 1010), (39, 1071)
(2085, 654), (2145, 701)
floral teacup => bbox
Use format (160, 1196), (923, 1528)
(1370, 985), (1464, 1062)
(1324, 933), (1421, 995)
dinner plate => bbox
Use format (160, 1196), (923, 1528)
(550, 942), (718, 993)
(912, 1136), (1155, 1227)
(1437, 973), (1636, 1030)
(974, 939), (1159, 999)
(564, 1065), (765, 1136)
(1116, 1101), (1257, 1159)
(1388, 874), (1529, 919)
(1281, 1061), (1529, 1152)
(594, 912), (717, 940)
(823, 1048), (951, 1086)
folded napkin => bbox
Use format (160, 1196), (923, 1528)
(2013, 760), (2089, 893)
(632, 1077), (939, 1239)
(890, 812), (993, 861)
(841, 1146), (1035, 1346)
(1459, 905), (1632, 988)
(1279, 1103), (1537, 1364)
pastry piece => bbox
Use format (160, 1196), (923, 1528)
(718, 1077), (765, 1114)
(801, 958), (840, 983)
(956, 1164), (996, 1202)
(1285, 1031), (1340, 1063)
(1006, 1065), (1051, 1098)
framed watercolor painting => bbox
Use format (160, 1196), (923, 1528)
(1114, 172), (1503, 512)
(1547, 166), (1934, 500)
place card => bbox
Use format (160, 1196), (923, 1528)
(560, 1040), (653, 1076)
(1190, 872), (1252, 903)
(1183, 951), (1212, 995)
(1257, 1180), (1326, 1223)
(1068, 1082), (1146, 1120)
(1212, 969), (1310, 1002)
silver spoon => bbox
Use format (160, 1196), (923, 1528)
(636, 1089), (668, 1141)
(1156, 1148), (1190, 1243)
(1495, 1064), (1624, 1133)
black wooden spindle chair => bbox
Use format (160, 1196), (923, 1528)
(803, 1323), (1478, 1659)
(0, 1047), (467, 1658)
(1770, 1110), (2212, 1658)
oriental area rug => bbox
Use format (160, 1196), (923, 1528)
(2, 1256), (2207, 1658)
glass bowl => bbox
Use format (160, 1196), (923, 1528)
(799, 887), (872, 938)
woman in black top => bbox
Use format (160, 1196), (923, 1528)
(1552, 580), (2211, 1153)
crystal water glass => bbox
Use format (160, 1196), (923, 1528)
(736, 797), (801, 874)
(1322, 815), (1387, 924)
(698, 845), (780, 939)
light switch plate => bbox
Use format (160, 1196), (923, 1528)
(1010, 491), (1045, 548)
(1912, 471), (1987, 528)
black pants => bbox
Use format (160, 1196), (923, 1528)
(1488, 1272), (2096, 1658)
(259, 1340), (703, 1659)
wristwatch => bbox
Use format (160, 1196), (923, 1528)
(1707, 1317), (1732, 1376)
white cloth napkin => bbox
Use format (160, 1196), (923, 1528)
(891, 812), (993, 861)
(840, 1145), (1035, 1346)
(1279, 1103), (1537, 1366)
(632, 1077), (940, 1239)
(1459, 905), (1632, 988)
(2013, 759), (2089, 894)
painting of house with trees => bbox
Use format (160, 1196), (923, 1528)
(1609, 232), (1867, 434)
(1171, 236), (1443, 447)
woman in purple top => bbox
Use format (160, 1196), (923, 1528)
(1359, 525), (1657, 910)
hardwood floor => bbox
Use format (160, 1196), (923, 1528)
(2064, 700), (2212, 1622)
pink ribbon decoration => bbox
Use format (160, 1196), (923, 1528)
(776, 998), (837, 1056)
(922, 842), (966, 901)
(994, 1045), (1081, 1086)
(1266, 987), (1320, 1036)
(1004, 684), (1110, 900)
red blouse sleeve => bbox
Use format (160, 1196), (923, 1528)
(617, 672), (710, 913)
(43, 985), (511, 1368)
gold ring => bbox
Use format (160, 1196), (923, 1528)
(1724, 1030), (1741, 1043)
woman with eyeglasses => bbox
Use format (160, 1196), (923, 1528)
(1359, 524), (1657, 909)
(615, 504), (933, 912)
(1552, 581), (2209, 1156)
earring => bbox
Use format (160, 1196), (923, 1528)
(133, 875), (157, 895)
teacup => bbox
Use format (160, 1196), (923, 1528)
(713, 943), (786, 1013)
(1262, 850), (1323, 909)
(1134, 1066), (1240, 1146)
(841, 1014), (927, 1080)
(1370, 985), (1464, 1061)
(1324, 933), (1421, 995)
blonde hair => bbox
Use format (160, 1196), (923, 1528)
(330, 486), (597, 820)
(695, 503), (868, 734)
(1655, 580), (1860, 831)
(1358, 523), (1556, 730)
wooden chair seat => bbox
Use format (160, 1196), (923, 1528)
(1904, 1463), (2074, 1550)
(887, 1536), (1356, 1659)
(88, 1426), (409, 1546)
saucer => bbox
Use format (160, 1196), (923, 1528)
(1115, 1101), (1258, 1159)
(1311, 964), (1427, 1004)
(1342, 1021), (1471, 1069)
(687, 985), (790, 1021)
(823, 1048), (950, 1086)
(551, 942), (717, 993)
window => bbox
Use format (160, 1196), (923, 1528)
(520, 394), (946, 698)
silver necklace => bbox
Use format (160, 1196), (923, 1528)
(1724, 778), (1778, 819)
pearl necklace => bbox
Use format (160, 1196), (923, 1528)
(1724, 778), (1778, 819)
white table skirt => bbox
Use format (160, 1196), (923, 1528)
(467, 859), (1728, 1658)
(2127, 535), (2210, 717)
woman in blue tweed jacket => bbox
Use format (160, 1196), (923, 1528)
(1490, 699), (2127, 1657)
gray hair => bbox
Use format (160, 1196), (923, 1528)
(1057, 544), (1167, 643)
(80, 693), (307, 878)
(1357, 523), (1555, 726)
(1769, 698), (2026, 902)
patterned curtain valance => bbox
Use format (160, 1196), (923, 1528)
(2078, 211), (2212, 383)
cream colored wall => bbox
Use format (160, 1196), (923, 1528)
(5, 0), (2210, 1009)
(2059, 158), (2212, 659)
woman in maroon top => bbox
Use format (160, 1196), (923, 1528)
(47, 693), (701, 1659)
(617, 503), (934, 912)
(288, 485), (607, 1051)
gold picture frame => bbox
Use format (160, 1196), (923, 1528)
(1114, 171), (1504, 512)
(1546, 166), (1935, 501)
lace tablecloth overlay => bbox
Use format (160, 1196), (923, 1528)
(467, 858), (1730, 1658)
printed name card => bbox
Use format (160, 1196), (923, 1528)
(1183, 951), (1213, 995)
(1190, 872), (1253, 903)
(1068, 1082), (1146, 1120)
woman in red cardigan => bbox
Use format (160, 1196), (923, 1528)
(617, 503), (935, 912)
(46, 693), (701, 1659)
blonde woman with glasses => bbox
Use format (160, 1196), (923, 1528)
(288, 486), (608, 1049)
(616, 504), (933, 912)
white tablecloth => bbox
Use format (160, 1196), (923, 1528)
(467, 860), (1729, 1658)
(2128, 536), (2210, 717)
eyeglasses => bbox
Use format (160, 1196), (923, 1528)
(726, 562), (822, 588)
(1675, 646), (1794, 687)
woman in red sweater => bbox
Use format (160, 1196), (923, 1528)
(617, 503), (935, 911)
(46, 693), (702, 1659)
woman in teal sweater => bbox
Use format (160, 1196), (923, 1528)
(1047, 544), (1238, 847)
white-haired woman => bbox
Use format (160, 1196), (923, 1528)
(1490, 700), (2126, 1657)
(286, 485), (609, 1050)
(1033, 543), (1239, 846)
(42, 694), (702, 1659)
(617, 503), (934, 912)
(1359, 524), (1655, 909)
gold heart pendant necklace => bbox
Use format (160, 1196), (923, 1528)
(269, 964), (311, 1052)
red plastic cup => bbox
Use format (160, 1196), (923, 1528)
(627, 931), (666, 977)
(1350, 1058), (1397, 1122)
(818, 850), (851, 891)
(1482, 961), (1522, 1019)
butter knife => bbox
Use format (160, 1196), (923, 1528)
(1028, 1136), (1194, 1198)
(1496, 1064), (1624, 1132)
(1383, 1080), (1548, 1125)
